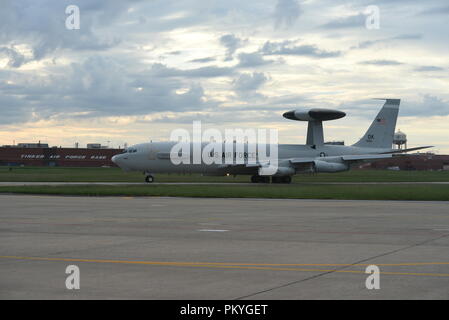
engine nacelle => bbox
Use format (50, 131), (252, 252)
(259, 166), (295, 177)
(314, 160), (349, 173)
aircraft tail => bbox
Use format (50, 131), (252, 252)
(353, 99), (400, 149)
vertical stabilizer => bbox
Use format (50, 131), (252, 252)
(353, 99), (400, 149)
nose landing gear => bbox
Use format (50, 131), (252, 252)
(144, 174), (155, 183)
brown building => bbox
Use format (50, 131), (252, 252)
(366, 154), (449, 171)
(1, 144), (448, 171)
(0, 146), (122, 167)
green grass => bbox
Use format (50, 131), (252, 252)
(0, 184), (448, 201)
(1, 166), (449, 183)
(1, 166), (448, 200)
(0, 166), (142, 182)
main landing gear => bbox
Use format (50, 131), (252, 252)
(272, 176), (292, 184)
(251, 175), (270, 183)
(250, 175), (292, 184)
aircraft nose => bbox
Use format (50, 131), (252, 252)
(111, 154), (131, 171)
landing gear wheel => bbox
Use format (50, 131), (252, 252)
(281, 176), (292, 184)
(251, 175), (271, 183)
(145, 175), (154, 183)
(261, 176), (270, 183)
(272, 176), (292, 184)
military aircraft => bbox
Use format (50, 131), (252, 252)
(112, 99), (432, 183)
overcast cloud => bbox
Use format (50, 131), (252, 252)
(1, 0), (449, 151)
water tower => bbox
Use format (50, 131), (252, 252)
(393, 130), (407, 150)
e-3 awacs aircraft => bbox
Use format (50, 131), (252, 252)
(112, 99), (432, 184)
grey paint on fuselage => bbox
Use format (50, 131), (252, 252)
(111, 99), (431, 178)
(111, 141), (391, 174)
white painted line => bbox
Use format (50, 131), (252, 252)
(197, 229), (229, 232)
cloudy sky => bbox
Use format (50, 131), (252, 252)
(1, 0), (448, 152)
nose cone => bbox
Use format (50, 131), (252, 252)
(111, 154), (131, 171)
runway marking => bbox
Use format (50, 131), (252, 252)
(1, 256), (449, 278)
(197, 229), (229, 232)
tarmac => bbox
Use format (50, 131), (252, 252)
(1, 194), (449, 299)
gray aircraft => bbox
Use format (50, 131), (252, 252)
(112, 99), (431, 183)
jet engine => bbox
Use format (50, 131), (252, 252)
(313, 160), (349, 173)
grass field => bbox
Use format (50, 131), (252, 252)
(1, 166), (448, 200)
(1, 166), (449, 183)
(0, 184), (448, 201)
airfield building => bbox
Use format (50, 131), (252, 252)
(365, 153), (449, 171)
(1, 141), (448, 170)
(0, 142), (122, 167)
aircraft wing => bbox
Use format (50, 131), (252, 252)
(289, 153), (393, 164)
(221, 154), (394, 169)
(218, 160), (269, 169)
(289, 158), (315, 164)
(341, 154), (393, 161)
(286, 154), (395, 173)
(216, 161), (269, 175)
(216, 154), (395, 175)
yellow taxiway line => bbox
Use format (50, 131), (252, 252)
(1, 255), (449, 277)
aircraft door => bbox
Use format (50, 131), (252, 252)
(148, 143), (158, 160)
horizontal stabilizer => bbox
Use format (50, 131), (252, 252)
(381, 146), (434, 154)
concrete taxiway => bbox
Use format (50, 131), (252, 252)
(1, 194), (449, 299)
